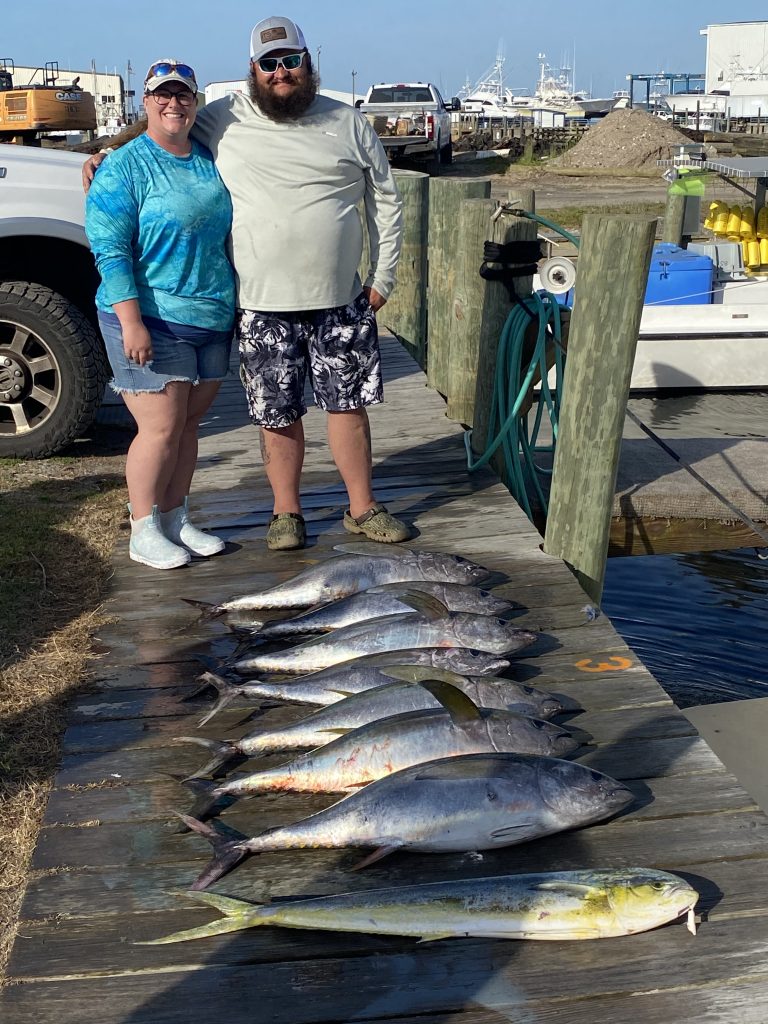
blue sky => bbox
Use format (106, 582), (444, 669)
(4, 2), (768, 99)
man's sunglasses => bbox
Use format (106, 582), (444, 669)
(146, 62), (197, 84)
(256, 52), (305, 74)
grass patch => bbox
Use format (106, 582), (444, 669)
(0, 455), (127, 982)
(536, 202), (666, 231)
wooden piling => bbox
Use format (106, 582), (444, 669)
(471, 189), (537, 476)
(543, 214), (656, 604)
(445, 197), (537, 427)
(662, 188), (686, 245)
(426, 177), (491, 396)
(379, 169), (429, 366)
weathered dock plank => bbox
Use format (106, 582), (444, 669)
(3, 335), (768, 1024)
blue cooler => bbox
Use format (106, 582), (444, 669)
(644, 243), (714, 306)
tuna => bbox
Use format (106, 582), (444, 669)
(184, 543), (492, 617)
(180, 752), (633, 889)
(239, 582), (517, 637)
(231, 593), (537, 675)
(142, 868), (699, 944)
(182, 680), (578, 820)
(181, 669), (564, 776)
(192, 650), (514, 725)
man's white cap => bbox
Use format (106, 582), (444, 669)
(250, 16), (307, 61)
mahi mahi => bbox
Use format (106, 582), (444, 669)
(180, 752), (633, 889)
(142, 869), (699, 944)
(182, 669), (564, 776)
(185, 544), (492, 616)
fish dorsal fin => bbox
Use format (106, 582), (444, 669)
(332, 542), (410, 559)
(392, 591), (448, 620)
(382, 665), (464, 685)
(327, 687), (357, 698)
(418, 678), (481, 724)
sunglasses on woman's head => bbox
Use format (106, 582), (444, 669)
(256, 52), (305, 74)
(146, 62), (196, 84)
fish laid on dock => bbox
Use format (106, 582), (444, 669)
(231, 593), (537, 675)
(182, 672), (564, 776)
(239, 581), (517, 636)
(184, 544), (492, 616)
(179, 752), (633, 888)
(193, 649), (515, 724)
(182, 682), (577, 819)
(142, 869), (699, 944)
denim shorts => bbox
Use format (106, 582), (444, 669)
(237, 292), (383, 428)
(98, 312), (233, 394)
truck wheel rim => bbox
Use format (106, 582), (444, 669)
(0, 319), (62, 437)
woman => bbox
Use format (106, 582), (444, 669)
(85, 59), (235, 569)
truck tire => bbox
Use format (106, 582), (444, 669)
(440, 139), (453, 165)
(0, 282), (109, 459)
(426, 147), (441, 177)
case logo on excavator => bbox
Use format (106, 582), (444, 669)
(55, 91), (84, 102)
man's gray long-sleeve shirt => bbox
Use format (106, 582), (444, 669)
(193, 92), (403, 312)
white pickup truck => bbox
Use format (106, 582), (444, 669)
(0, 144), (109, 457)
(357, 82), (461, 175)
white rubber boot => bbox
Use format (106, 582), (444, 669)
(161, 498), (225, 557)
(129, 505), (191, 569)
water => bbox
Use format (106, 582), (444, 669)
(602, 546), (768, 709)
(600, 390), (768, 710)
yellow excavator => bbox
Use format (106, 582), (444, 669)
(0, 59), (97, 144)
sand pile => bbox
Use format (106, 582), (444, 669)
(552, 108), (696, 170)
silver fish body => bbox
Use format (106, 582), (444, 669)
(195, 650), (514, 725)
(184, 753), (633, 888)
(146, 869), (699, 944)
(245, 582), (516, 637)
(214, 547), (491, 613)
(233, 612), (537, 675)
(210, 705), (578, 799)
(240, 677), (564, 753)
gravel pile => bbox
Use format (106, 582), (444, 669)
(552, 108), (697, 170)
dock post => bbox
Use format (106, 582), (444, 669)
(445, 195), (536, 426)
(380, 169), (429, 367)
(426, 177), (492, 396)
(543, 214), (656, 604)
(662, 188), (686, 246)
(471, 189), (537, 481)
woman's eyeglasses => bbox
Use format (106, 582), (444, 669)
(256, 52), (305, 74)
(146, 62), (197, 84)
(150, 89), (196, 106)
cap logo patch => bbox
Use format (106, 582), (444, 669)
(261, 27), (288, 43)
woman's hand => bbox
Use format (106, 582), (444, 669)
(122, 322), (153, 366)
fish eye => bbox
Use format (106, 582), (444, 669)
(650, 881), (666, 891)
(480, 590), (490, 597)
(523, 686), (534, 695)
(590, 770), (604, 782)
(455, 555), (467, 563)
(532, 719), (545, 730)
(495, 618), (506, 626)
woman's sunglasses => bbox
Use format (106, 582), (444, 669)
(256, 52), (305, 74)
(146, 62), (197, 84)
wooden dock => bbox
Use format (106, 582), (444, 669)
(4, 336), (768, 1022)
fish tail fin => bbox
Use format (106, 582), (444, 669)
(176, 814), (253, 890)
(137, 891), (261, 945)
(177, 776), (235, 824)
(194, 672), (242, 726)
(171, 737), (240, 778)
(181, 598), (226, 622)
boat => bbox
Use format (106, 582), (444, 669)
(535, 153), (768, 390)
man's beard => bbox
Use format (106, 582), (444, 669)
(249, 68), (318, 122)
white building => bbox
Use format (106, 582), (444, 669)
(8, 62), (133, 134)
(700, 21), (768, 119)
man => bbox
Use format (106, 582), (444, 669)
(87, 16), (408, 551)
